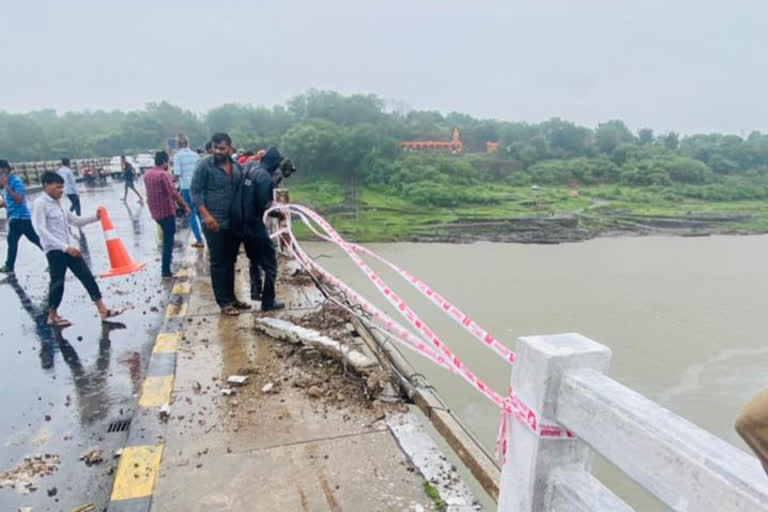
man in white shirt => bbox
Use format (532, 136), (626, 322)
(32, 171), (125, 328)
(172, 134), (204, 247)
(56, 158), (81, 216)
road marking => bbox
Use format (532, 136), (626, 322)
(110, 445), (164, 501)
(138, 376), (174, 407)
(153, 332), (180, 354)
(172, 282), (191, 295)
(165, 302), (188, 319)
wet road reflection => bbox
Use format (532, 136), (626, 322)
(0, 181), (187, 510)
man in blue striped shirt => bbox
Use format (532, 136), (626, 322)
(173, 134), (204, 247)
(0, 160), (42, 274)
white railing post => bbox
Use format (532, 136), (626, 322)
(498, 333), (612, 512)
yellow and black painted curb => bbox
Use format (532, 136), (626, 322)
(107, 241), (198, 512)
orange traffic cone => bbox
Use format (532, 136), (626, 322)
(98, 206), (146, 278)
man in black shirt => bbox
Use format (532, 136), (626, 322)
(233, 147), (295, 312)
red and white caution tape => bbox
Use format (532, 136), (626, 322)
(266, 203), (574, 461)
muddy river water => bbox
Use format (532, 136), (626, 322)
(305, 235), (768, 510)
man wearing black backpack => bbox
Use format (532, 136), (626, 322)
(233, 147), (295, 312)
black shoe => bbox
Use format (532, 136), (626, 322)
(0, 265), (14, 274)
(233, 299), (252, 310)
(261, 302), (285, 312)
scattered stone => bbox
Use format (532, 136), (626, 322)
(159, 405), (170, 423)
(192, 381), (202, 394)
(307, 386), (323, 398)
(44, 415), (51, 422)
(80, 450), (104, 466)
(227, 375), (248, 385)
(0, 454), (61, 494)
(113, 448), (123, 458)
(336, 392), (345, 402)
(261, 383), (274, 393)
(46, 487), (57, 497)
(220, 388), (235, 396)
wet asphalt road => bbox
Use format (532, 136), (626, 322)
(0, 179), (190, 511)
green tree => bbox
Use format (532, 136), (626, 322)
(595, 120), (635, 155)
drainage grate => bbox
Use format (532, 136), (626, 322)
(107, 419), (131, 433)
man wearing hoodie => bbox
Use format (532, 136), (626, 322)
(233, 147), (295, 312)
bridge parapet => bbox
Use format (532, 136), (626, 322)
(10, 157), (111, 184)
(498, 333), (768, 512)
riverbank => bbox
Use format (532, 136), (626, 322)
(290, 181), (768, 244)
(145, 251), (484, 511)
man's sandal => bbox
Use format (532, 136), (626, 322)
(47, 317), (72, 328)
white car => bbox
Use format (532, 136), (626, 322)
(108, 156), (140, 179)
(135, 153), (154, 173)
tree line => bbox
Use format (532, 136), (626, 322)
(3, 90), (768, 198)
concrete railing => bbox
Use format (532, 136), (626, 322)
(498, 333), (768, 512)
(10, 158), (111, 184)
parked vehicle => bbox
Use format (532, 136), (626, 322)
(135, 153), (154, 174)
(108, 156), (140, 180)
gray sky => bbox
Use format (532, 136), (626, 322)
(2, 0), (767, 134)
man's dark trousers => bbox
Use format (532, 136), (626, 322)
(46, 250), (102, 309)
(67, 194), (81, 216)
(203, 227), (240, 308)
(244, 235), (277, 306)
(156, 216), (176, 277)
(5, 219), (42, 271)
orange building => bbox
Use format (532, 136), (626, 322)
(401, 129), (463, 153)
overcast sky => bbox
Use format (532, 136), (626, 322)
(2, 0), (766, 134)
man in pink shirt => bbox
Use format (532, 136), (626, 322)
(144, 151), (190, 278)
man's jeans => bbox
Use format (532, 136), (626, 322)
(181, 189), (203, 244)
(156, 216), (176, 277)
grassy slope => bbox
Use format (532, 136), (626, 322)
(288, 180), (768, 242)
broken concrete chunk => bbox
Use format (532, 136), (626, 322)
(307, 386), (323, 398)
(220, 388), (235, 396)
(261, 383), (275, 393)
(227, 375), (248, 385)
(80, 450), (104, 466)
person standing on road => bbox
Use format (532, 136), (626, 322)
(0, 160), (42, 274)
(32, 171), (126, 327)
(121, 155), (144, 204)
(57, 158), (81, 215)
(233, 147), (296, 312)
(172, 134), (204, 248)
(145, 151), (190, 279)
(191, 132), (250, 316)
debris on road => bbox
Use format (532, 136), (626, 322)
(0, 454), (60, 494)
(261, 382), (275, 393)
(220, 388), (235, 396)
(80, 449), (104, 466)
(227, 375), (248, 385)
(159, 404), (171, 422)
(73, 504), (95, 512)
